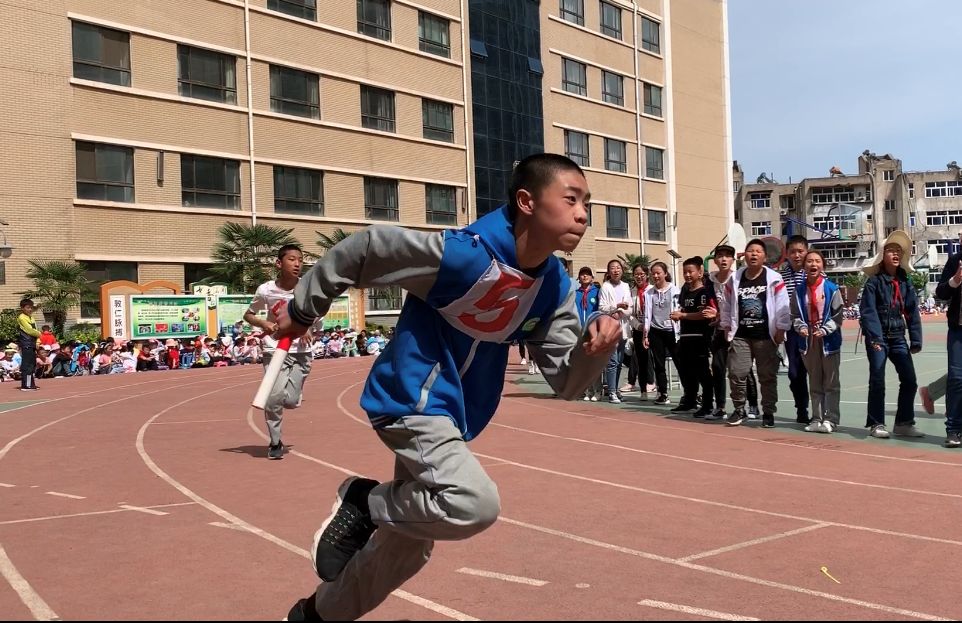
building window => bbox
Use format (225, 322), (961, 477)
(422, 99), (454, 142)
(751, 221), (772, 236)
(81, 261), (138, 318)
(267, 0), (316, 20)
(606, 206), (628, 239)
(811, 187), (855, 204)
(813, 214), (857, 231)
(643, 83), (662, 117)
(71, 22), (130, 86)
(602, 71), (624, 106)
(364, 177), (399, 221)
(418, 11), (450, 57)
(177, 45), (236, 104)
(269, 65), (319, 119)
(925, 210), (962, 226)
(867, 212), (873, 221)
(781, 195), (796, 212)
(181, 155), (241, 210)
(908, 183), (915, 199)
(604, 138), (627, 173)
(646, 210), (666, 242)
(884, 199), (895, 211)
(645, 146), (664, 179)
(600, 2), (622, 39)
(565, 130), (590, 167)
(929, 239), (962, 255)
(426, 184), (457, 225)
(909, 214), (916, 228)
(75, 142), (134, 202)
(924, 180), (962, 198)
(273, 166), (323, 216)
(733, 180), (741, 193)
(357, 0), (391, 41)
(361, 86), (396, 132)
(366, 285), (403, 312)
(641, 16), (661, 54)
(748, 192), (770, 209)
(883, 169), (894, 181)
(586, 204), (592, 226)
(559, 0), (585, 26)
(562, 58), (587, 96)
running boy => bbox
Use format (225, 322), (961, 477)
(671, 256), (716, 417)
(244, 244), (313, 460)
(17, 298), (40, 391)
(276, 154), (621, 621)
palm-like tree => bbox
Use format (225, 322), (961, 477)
(316, 228), (353, 253)
(20, 260), (92, 337)
(617, 253), (652, 270)
(208, 222), (301, 294)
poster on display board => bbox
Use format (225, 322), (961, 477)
(215, 295), (266, 335)
(322, 295), (351, 330)
(129, 295), (207, 340)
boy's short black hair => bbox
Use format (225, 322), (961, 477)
(577, 266), (593, 277)
(786, 234), (809, 248)
(683, 256), (704, 269)
(41, 325), (50, 331)
(277, 244), (302, 260)
(508, 154), (585, 218)
(745, 238), (767, 252)
(19, 298), (34, 308)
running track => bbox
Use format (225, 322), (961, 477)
(1, 357), (961, 621)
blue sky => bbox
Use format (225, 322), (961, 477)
(728, 0), (962, 182)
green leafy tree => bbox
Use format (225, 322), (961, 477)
(908, 270), (929, 298)
(317, 228), (353, 253)
(616, 253), (652, 270)
(20, 260), (92, 337)
(207, 222), (301, 294)
(0, 309), (20, 345)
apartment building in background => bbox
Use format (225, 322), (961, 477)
(1, 0), (732, 327)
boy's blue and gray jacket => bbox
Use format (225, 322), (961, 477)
(288, 206), (609, 440)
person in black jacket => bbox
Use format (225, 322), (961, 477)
(934, 246), (962, 447)
(859, 231), (923, 440)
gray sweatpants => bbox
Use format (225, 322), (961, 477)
(313, 415), (500, 621)
(801, 339), (841, 426)
(261, 351), (312, 446)
(728, 337), (780, 415)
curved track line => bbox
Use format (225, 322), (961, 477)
(331, 381), (953, 621)
(139, 368), (476, 622)
(0, 544), (59, 621)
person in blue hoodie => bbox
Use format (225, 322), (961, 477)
(276, 154), (622, 622)
(859, 230), (923, 440)
(574, 265), (602, 400)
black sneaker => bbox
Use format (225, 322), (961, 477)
(287, 593), (322, 621)
(945, 432), (962, 448)
(692, 407), (712, 418)
(312, 476), (380, 581)
(726, 409), (747, 426)
(654, 394), (670, 405)
(795, 414), (810, 424)
(762, 414), (775, 428)
(267, 442), (284, 460)
(670, 403), (696, 413)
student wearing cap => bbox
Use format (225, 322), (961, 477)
(859, 230), (923, 439)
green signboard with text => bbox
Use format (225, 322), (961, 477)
(130, 295), (207, 340)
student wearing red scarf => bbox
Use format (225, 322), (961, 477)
(791, 250), (843, 433)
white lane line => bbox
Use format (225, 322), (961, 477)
(498, 517), (948, 621)
(118, 504), (169, 516)
(245, 408), (355, 478)
(638, 599), (759, 621)
(677, 524), (830, 563)
(209, 521), (252, 532)
(152, 418), (238, 426)
(142, 370), (475, 623)
(44, 491), (85, 500)
(0, 502), (196, 526)
(0, 482), (14, 488)
(491, 421), (962, 500)
(332, 383), (950, 621)
(0, 544), (60, 620)
(456, 567), (548, 586)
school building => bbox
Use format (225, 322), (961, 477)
(1, 0), (733, 327)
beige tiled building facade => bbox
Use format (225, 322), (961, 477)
(1, 0), (731, 325)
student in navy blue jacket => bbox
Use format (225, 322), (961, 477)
(859, 231), (923, 440)
(276, 154), (623, 622)
(934, 245), (962, 447)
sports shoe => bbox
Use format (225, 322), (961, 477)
(796, 414), (810, 425)
(869, 424), (890, 439)
(268, 442), (285, 460)
(590, 395), (598, 402)
(893, 424), (925, 438)
(670, 403), (696, 413)
(726, 409), (747, 426)
(920, 386), (935, 415)
(312, 476), (380, 582)
(583, 394), (591, 401)
(692, 407), (712, 419)
(520, 358), (527, 366)
(619, 383), (636, 393)
(761, 414), (775, 428)
(818, 421), (836, 434)
(528, 362), (536, 375)
(286, 593), (322, 621)
(804, 422), (819, 432)
(608, 394), (622, 404)
(638, 392), (649, 401)
(747, 406), (759, 420)
(654, 394), (670, 405)
(705, 408), (723, 421)
(945, 432), (962, 448)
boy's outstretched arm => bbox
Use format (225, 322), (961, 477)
(526, 288), (621, 400)
(277, 226), (445, 333)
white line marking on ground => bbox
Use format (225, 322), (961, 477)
(491, 421), (962, 500)
(456, 567), (548, 586)
(332, 383), (951, 621)
(118, 504), (169, 516)
(0, 482), (14, 488)
(209, 521), (251, 532)
(152, 418), (239, 426)
(575, 583), (590, 589)
(638, 599), (760, 621)
(44, 491), (85, 500)
(677, 524), (830, 562)
(141, 369), (475, 622)
(0, 544), (60, 620)
(509, 397), (962, 468)
(0, 502), (195, 526)
(245, 408), (355, 477)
